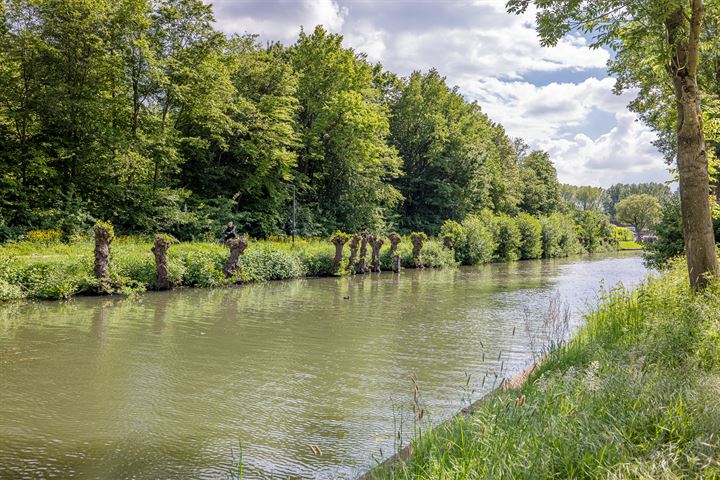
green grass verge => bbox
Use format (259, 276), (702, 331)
(0, 236), (455, 301)
(369, 259), (720, 479)
(619, 240), (643, 250)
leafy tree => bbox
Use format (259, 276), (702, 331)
(561, 185), (606, 212)
(389, 70), (529, 232)
(615, 194), (662, 235)
(574, 209), (613, 253)
(519, 150), (561, 215)
(291, 26), (401, 233)
(507, 0), (719, 288)
(603, 182), (672, 217)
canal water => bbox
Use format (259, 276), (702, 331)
(0, 253), (648, 479)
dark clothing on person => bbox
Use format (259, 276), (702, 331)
(223, 226), (237, 242)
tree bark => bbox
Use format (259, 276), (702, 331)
(223, 237), (249, 278)
(388, 232), (402, 273)
(410, 233), (425, 269)
(151, 235), (173, 290)
(331, 234), (349, 273)
(93, 223), (113, 286)
(667, 2), (719, 289)
(356, 231), (370, 274)
(370, 234), (384, 273)
(348, 234), (361, 274)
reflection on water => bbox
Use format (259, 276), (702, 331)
(0, 253), (648, 479)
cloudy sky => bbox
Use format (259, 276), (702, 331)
(206, 0), (672, 187)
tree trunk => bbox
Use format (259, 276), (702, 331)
(410, 233), (425, 269)
(151, 235), (173, 290)
(331, 234), (349, 273)
(348, 234), (361, 274)
(370, 235), (384, 273)
(223, 237), (249, 278)
(93, 222), (113, 287)
(388, 233), (402, 273)
(356, 231), (370, 274)
(667, 2), (719, 289)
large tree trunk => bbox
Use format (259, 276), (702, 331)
(151, 235), (173, 290)
(331, 234), (349, 273)
(93, 222), (113, 285)
(667, 2), (719, 289)
(388, 233), (402, 273)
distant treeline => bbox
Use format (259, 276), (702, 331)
(0, 0), (669, 242)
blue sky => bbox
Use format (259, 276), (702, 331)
(206, 0), (673, 187)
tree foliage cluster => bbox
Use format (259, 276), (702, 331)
(0, 0), (567, 241)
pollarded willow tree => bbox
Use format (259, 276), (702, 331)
(507, 0), (719, 289)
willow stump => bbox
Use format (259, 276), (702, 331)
(370, 235), (384, 273)
(151, 235), (173, 290)
(388, 232), (401, 273)
(356, 231), (370, 274)
(331, 234), (349, 273)
(93, 222), (114, 285)
(348, 234), (361, 273)
(410, 232), (426, 269)
(223, 237), (249, 278)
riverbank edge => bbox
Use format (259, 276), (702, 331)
(361, 261), (720, 478)
(0, 236), (639, 303)
(356, 362), (540, 480)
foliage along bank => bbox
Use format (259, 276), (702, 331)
(1, 0), (565, 242)
(0, 209), (627, 301)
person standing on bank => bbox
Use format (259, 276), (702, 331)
(223, 222), (237, 243)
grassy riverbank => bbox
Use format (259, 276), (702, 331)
(370, 260), (720, 479)
(0, 235), (458, 301)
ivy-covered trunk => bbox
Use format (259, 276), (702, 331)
(348, 234), (361, 273)
(667, 3), (719, 289)
(151, 235), (173, 290)
(223, 237), (248, 278)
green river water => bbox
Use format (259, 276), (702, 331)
(0, 253), (648, 479)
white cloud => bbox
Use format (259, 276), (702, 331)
(210, 0), (347, 42)
(539, 113), (672, 186)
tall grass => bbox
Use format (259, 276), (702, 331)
(369, 259), (720, 479)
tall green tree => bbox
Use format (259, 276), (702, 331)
(507, 0), (719, 289)
(291, 26), (401, 232)
(389, 69), (524, 232)
(519, 150), (561, 215)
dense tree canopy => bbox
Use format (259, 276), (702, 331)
(616, 194), (662, 235)
(0, 0), (604, 241)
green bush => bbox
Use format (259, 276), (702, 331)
(238, 246), (304, 281)
(0, 278), (24, 301)
(541, 212), (583, 258)
(455, 214), (496, 265)
(516, 213), (543, 259)
(490, 214), (522, 261)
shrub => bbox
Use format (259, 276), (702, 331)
(490, 214), (521, 261)
(516, 213), (543, 259)
(25, 229), (63, 244)
(455, 214), (496, 265)
(541, 212), (583, 258)
(0, 278), (24, 301)
(238, 246), (304, 282)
